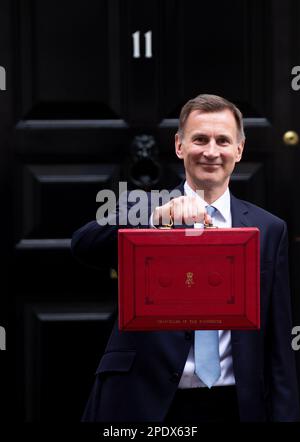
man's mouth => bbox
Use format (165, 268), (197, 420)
(198, 163), (222, 167)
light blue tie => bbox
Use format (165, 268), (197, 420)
(194, 205), (221, 388)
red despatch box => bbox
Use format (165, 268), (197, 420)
(118, 228), (260, 331)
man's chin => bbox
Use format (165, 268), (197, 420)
(191, 176), (231, 193)
(192, 176), (219, 189)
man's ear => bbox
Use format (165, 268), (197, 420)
(175, 133), (184, 159)
(235, 139), (245, 163)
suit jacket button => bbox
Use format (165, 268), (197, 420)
(170, 372), (180, 383)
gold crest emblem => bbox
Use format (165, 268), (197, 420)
(185, 272), (194, 288)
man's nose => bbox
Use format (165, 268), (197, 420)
(203, 140), (219, 157)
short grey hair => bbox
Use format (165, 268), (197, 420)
(178, 94), (245, 142)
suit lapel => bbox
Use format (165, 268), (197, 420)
(230, 194), (251, 228)
(229, 193), (253, 380)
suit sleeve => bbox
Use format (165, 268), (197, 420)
(270, 221), (300, 421)
(71, 192), (152, 269)
(71, 219), (118, 269)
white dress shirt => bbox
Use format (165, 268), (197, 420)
(178, 182), (236, 388)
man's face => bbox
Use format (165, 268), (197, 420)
(175, 109), (244, 193)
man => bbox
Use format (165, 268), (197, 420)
(72, 94), (300, 422)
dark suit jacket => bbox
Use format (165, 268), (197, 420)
(71, 185), (300, 422)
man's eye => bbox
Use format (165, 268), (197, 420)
(194, 136), (208, 144)
(218, 138), (230, 145)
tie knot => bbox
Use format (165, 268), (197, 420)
(206, 205), (217, 217)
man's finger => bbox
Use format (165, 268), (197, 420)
(171, 198), (184, 225)
(204, 212), (212, 225)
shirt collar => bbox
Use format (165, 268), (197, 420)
(184, 181), (231, 223)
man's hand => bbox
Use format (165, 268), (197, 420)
(152, 196), (212, 227)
